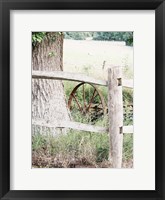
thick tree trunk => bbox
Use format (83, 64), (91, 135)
(32, 32), (70, 135)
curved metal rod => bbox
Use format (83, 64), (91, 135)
(68, 82), (106, 116)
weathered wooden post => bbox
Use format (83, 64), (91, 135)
(108, 67), (123, 168)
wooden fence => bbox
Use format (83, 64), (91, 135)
(32, 67), (133, 168)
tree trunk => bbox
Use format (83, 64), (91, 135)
(32, 32), (70, 135)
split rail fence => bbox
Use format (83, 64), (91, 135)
(32, 67), (133, 168)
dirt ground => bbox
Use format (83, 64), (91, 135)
(32, 152), (133, 168)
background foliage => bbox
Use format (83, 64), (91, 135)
(32, 31), (133, 168)
(32, 32), (133, 46)
(64, 32), (133, 46)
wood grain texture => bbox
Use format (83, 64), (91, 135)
(32, 119), (107, 133)
(32, 70), (107, 86)
(122, 79), (133, 88)
(32, 119), (133, 134)
(108, 67), (123, 168)
(32, 33), (70, 135)
(32, 71), (133, 88)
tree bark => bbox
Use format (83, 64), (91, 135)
(32, 32), (70, 135)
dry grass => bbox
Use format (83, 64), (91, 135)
(32, 39), (134, 168)
(32, 130), (133, 168)
(63, 39), (133, 80)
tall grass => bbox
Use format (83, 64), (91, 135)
(32, 80), (133, 168)
(32, 130), (133, 168)
(32, 40), (133, 168)
(63, 80), (133, 126)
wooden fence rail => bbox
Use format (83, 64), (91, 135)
(32, 67), (133, 168)
(32, 70), (133, 88)
(32, 119), (133, 134)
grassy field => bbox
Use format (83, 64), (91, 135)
(32, 39), (134, 168)
(63, 39), (133, 80)
(32, 131), (133, 168)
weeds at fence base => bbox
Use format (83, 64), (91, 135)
(32, 130), (133, 168)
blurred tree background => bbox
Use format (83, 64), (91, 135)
(64, 32), (133, 46)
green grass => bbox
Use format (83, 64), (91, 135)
(63, 80), (133, 126)
(32, 130), (133, 168)
(32, 40), (133, 168)
(123, 134), (133, 161)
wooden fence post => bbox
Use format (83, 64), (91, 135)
(108, 67), (123, 168)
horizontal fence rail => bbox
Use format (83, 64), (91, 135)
(32, 120), (133, 134)
(32, 67), (133, 168)
(122, 79), (133, 88)
(32, 70), (107, 86)
(32, 70), (133, 88)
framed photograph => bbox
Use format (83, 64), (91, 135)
(0, 0), (164, 199)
